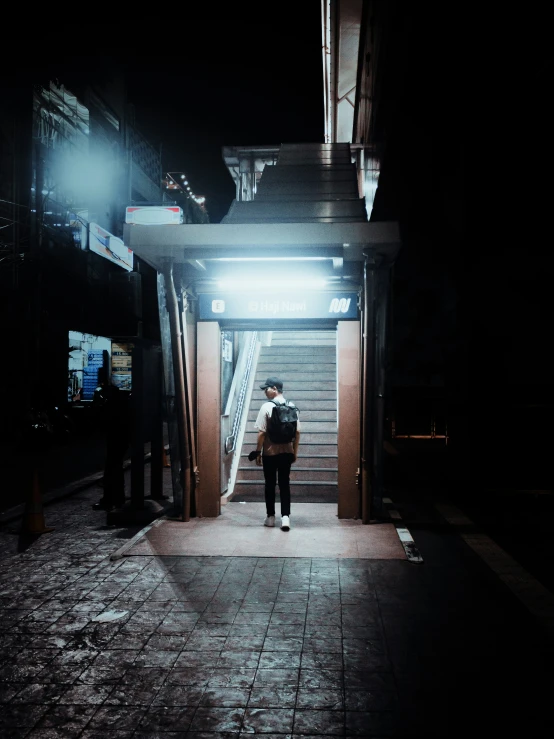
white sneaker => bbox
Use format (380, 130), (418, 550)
(264, 515), (275, 527)
(281, 515), (290, 531)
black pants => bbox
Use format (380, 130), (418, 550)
(262, 453), (294, 517)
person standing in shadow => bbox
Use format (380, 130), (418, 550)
(92, 369), (131, 511)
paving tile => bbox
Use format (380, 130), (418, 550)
(77, 665), (128, 684)
(10, 681), (67, 705)
(293, 708), (345, 735)
(58, 683), (115, 705)
(302, 637), (343, 653)
(85, 705), (148, 731)
(0, 703), (50, 730)
(174, 651), (222, 668)
(165, 666), (214, 686)
(151, 684), (205, 706)
(0, 682), (26, 702)
(247, 686), (297, 708)
(200, 686), (251, 706)
(258, 651), (301, 669)
(217, 649), (260, 668)
(189, 706), (245, 732)
(136, 705), (196, 739)
(342, 650), (391, 671)
(267, 624), (305, 638)
(296, 688), (344, 709)
(270, 612), (307, 625)
(344, 688), (397, 711)
(298, 668), (343, 690)
(343, 671), (396, 691)
(344, 709), (402, 736)
(91, 649), (139, 668)
(263, 636), (303, 651)
(184, 634), (227, 650)
(254, 668), (300, 687)
(144, 634), (187, 650)
(134, 648), (181, 668)
(35, 664), (85, 684)
(224, 635), (265, 650)
(242, 707), (295, 734)
(208, 667), (257, 688)
(81, 731), (134, 738)
(34, 704), (96, 732)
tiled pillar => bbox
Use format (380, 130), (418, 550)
(337, 320), (361, 518)
(197, 322), (222, 517)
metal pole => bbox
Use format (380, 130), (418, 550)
(149, 346), (164, 500)
(361, 253), (376, 523)
(372, 267), (390, 518)
(130, 342), (145, 508)
(164, 264), (191, 521)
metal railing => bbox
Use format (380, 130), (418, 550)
(224, 332), (258, 454)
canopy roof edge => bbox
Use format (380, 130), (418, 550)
(123, 221), (400, 269)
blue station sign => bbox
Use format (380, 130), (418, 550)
(199, 292), (359, 320)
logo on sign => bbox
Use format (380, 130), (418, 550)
(212, 300), (225, 313)
(328, 298), (351, 313)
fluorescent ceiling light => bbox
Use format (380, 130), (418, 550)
(216, 277), (327, 291)
(213, 256), (328, 262)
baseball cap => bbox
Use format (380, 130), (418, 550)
(259, 377), (283, 391)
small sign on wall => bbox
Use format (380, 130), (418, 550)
(111, 342), (133, 390)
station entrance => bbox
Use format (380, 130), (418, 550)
(123, 142), (401, 525)
(195, 322), (361, 522)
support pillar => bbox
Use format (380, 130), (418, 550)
(361, 254), (376, 523)
(149, 346), (165, 500)
(164, 264), (192, 521)
(337, 320), (361, 518)
(197, 322), (221, 517)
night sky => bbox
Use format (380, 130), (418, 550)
(125, 14), (324, 224)
(28, 5), (325, 225)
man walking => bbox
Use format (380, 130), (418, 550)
(254, 377), (300, 531)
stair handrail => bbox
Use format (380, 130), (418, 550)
(225, 331), (258, 454)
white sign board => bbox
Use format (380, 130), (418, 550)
(88, 223), (133, 271)
(125, 206), (183, 225)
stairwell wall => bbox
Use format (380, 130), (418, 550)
(337, 320), (362, 518)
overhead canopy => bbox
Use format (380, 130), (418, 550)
(123, 143), (400, 284)
(123, 220), (400, 270)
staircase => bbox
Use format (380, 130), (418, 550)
(232, 330), (338, 503)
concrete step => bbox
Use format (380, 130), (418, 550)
(245, 418), (337, 434)
(248, 400), (338, 412)
(247, 410), (337, 422)
(251, 391), (337, 402)
(259, 346), (337, 363)
(236, 330), (339, 500)
(255, 377), (336, 385)
(241, 444), (338, 456)
(255, 366), (337, 380)
(232, 481), (339, 502)
(237, 468), (338, 482)
(240, 454), (338, 467)
(243, 432), (337, 445)
(270, 336), (336, 346)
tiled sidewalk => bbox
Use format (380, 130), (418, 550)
(0, 468), (552, 737)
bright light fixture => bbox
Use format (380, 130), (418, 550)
(216, 277), (327, 291)
(214, 256), (327, 262)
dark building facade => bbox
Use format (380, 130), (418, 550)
(0, 60), (206, 512)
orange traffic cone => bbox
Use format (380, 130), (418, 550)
(162, 447), (170, 468)
(21, 469), (54, 535)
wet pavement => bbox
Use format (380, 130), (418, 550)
(0, 462), (553, 737)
